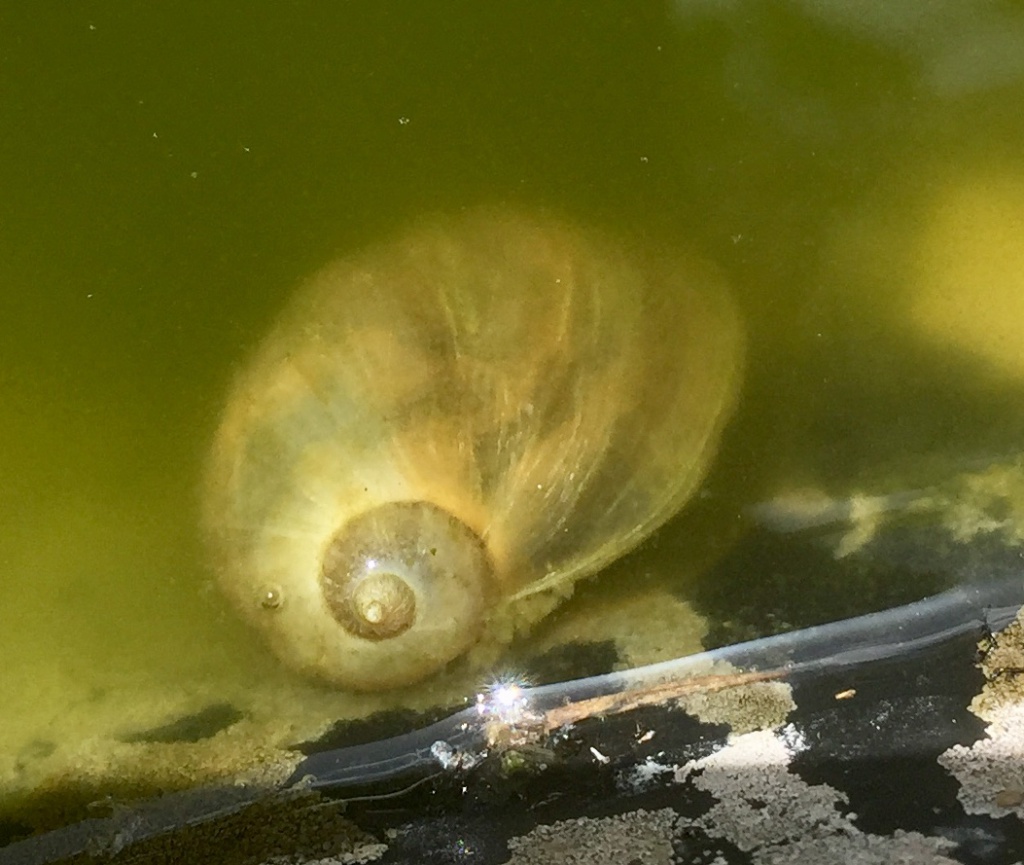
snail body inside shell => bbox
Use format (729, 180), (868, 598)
(203, 209), (744, 690)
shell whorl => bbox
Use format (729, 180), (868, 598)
(320, 500), (494, 647)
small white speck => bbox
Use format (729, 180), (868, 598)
(190, 171), (198, 179)
(242, 146), (250, 153)
(152, 132), (158, 139)
(430, 739), (480, 771)
(88, 23), (96, 31)
(589, 746), (610, 764)
(398, 116), (410, 125)
(86, 294), (93, 299)
(621, 756), (675, 792)
(431, 740), (456, 768)
(640, 155), (649, 163)
(777, 722), (807, 753)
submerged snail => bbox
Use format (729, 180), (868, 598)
(203, 209), (743, 690)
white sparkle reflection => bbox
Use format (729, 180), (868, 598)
(476, 674), (536, 727)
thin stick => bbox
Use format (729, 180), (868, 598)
(536, 668), (787, 734)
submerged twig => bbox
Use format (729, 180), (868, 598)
(536, 668), (787, 734)
(476, 667), (789, 750)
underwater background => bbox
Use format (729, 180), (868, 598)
(3, 0), (1024, 835)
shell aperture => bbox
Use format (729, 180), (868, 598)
(203, 209), (743, 690)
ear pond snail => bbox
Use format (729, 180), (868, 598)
(203, 209), (744, 691)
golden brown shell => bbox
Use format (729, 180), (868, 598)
(203, 209), (743, 690)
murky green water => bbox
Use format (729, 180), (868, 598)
(4, 1), (1024, 831)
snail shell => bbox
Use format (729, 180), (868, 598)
(203, 209), (743, 690)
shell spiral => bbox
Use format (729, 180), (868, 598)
(203, 209), (744, 690)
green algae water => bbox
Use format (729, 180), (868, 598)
(3, 1), (1024, 834)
